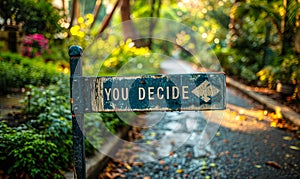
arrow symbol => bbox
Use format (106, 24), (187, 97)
(191, 80), (220, 102)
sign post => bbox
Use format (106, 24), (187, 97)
(69, 45), (226, 178)
(69, 46), (86, 179)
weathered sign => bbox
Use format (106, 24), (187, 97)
(69, 45), (226, 179)
(86, 73), (225, 112)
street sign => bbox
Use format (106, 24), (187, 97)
(85, 73), (225, 112)
(69, 45), (226, 179)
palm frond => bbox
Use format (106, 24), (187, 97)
(287, 0), (300, 26)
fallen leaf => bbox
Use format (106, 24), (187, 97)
(209, 163), (217, 167)
(200, 166), (208, 170)
(255, 164), (262, 169)
(169, 151), (175, 156)
(233, 154), (239, 158)
(105, 172), (113, 178)
(265, 161), (282, 169)
(119, 174), (126, 178)
(236, 115), (246, 121)
(184, 174), (189, 178)
(176, 169), (184, 173)
(149, 132), (156, 137)
(285, 154), (291, 158)
(289, 146), (300, 150)
(186, 152), (192, 157)
(132, 162), (144, 167)
(159, 160), (165, 165)
(283, 136), (292, 141)
(116, 168), (124, 173)
(270, 121), (277, 127)
(124, 163), (131, 170)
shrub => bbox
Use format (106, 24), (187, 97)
(0, 0), (65, 37)
(0, 82), (73, 178)
(0, 79), (128, 177)
(0, 52), (64, 93)
(0, 123), (67, 178)
(257, 54), (300, 87)
(22, 34), (49, 58)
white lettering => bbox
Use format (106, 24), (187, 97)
(148, 87), (154, 100)
(166, 86), (170, 99)
(157, 87), (164, 99)
(121, 88), (128, 100)
(138, 87), (145, 100)
(182, 86), (189, 99)
(104, 88), (111, 100)
(112, 88), (119, 100)
(172, 86), (180, 99)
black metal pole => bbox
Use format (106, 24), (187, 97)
(69, 45), (86, 179)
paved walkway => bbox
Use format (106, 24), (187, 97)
(100, 59), (300, 178)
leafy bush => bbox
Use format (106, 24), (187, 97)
(0, 52), (64, 93)
(214, 47), (259, 83)
(0, 81), (73, 178)
(99, 39), (161, 76)
(257, 54), (300, 98)
(0, 0), (65, 37)
(0, 78), (128, 177)
(0, 123), (67, 178)
(258, 55), (299, 84)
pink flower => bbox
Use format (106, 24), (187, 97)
(22, 34), (49, 58)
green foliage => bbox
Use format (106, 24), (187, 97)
(257, 54), (300, 88)
(0, 0), (18, 24)
(17, 0), (64, 37)
(0, 78), (127, 177)
(0, 81), (73, 178)
(84, 112), (127, 150)
(0, 52), (64, 93)
(0, 123), (66, 178)
(43, 39), (69, 63)
(214, 47), (259, 83)
(99, 39), (161, 76)
(23, 80), (69, 117)
(0, 0), (65, 37)
(99, 113), (126, 134)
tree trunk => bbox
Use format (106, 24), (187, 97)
(120, 0), (141, 46)
(91, 0), (103, 28)
(281, 0), (296, 55)
(262, 22), (272, 67)
(69, 0), (80, 29)
(148, 0), (162, 49)
(227, 0), (246, 48)
(96, 0), (120, 38)
(294, 0), (300, 53)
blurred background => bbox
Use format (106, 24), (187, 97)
(0, 0), (299, 178)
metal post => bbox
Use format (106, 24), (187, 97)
(69, 46), (86, 179)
